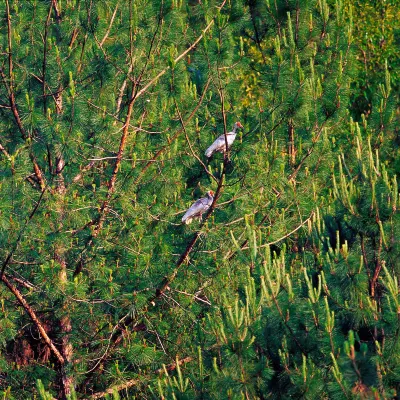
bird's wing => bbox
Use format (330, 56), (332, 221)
(182, 198), (209, 222)
(205, 136), (226, 157)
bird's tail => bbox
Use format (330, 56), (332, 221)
(205, 144), (216, 158)
(182, 211), (193, 224)
(182, 216), (192, 224)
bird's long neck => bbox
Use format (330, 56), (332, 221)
(231, 125), (238, 134)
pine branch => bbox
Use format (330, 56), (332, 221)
(114, 64), (133, 121)
(3, 0), (26, 139)
(42, 2), (54, 114)
(0, 188), (47, 279)
(0, 68), (26, 140)
(5, 0), (13, 91)
(9, 276), (36, 290)
(0, 142), (11, 159)
(132, 0), (226, 102)
(239, 211), (314, 250)
(51, 0), (61, 22)
(371, 250), (383, 298)
(99, 1), (120, 47)
(0, 5), (46, 189)
(0, 274), (65, 365)
(89, 357), (193, 399)
(217, 57), (229, 161)
(151, 56), (230, 302)
(87, 3), (164, 241)
(174, 96), (218, 183)
(133, 76), (211, 186)
(92, 83), (135, 235)
(69, 27), (79, 48)
(288, 120), (296, 167)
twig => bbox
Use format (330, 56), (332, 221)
(0, 142), (11, 159)
(72, 160), (96, 183)
(9, 276), (36, 290)
(174, 99), (218, 183)
(113, 63), (133, 121)
(0, 6), (46, 187)
(0, 188), (47, 278)
(238, 211), (315, 251)
(90, 357), (193, 399)
(100, 2), (120, 47)
(172, 289), (212, 306)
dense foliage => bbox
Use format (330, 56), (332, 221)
(0, 0), (398, 399)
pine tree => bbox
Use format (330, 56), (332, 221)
(0, 0), (398, 399)
(0, 0), (251, 397)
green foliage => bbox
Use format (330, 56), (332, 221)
(0, 0), (398, 399)
(349, 0), (400, 117)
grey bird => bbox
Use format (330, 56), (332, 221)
(205, 122), (243, 158)
(181, 191), (214, 224)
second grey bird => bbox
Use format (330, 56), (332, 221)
(205, 122), (243, 158)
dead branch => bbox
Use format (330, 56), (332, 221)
(0, 5), (46, 188)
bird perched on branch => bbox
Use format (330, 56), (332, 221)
(182, 190), (214, 224)
(205, 122), (243, 158)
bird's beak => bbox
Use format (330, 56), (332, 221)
(238, 122), (243, 128)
